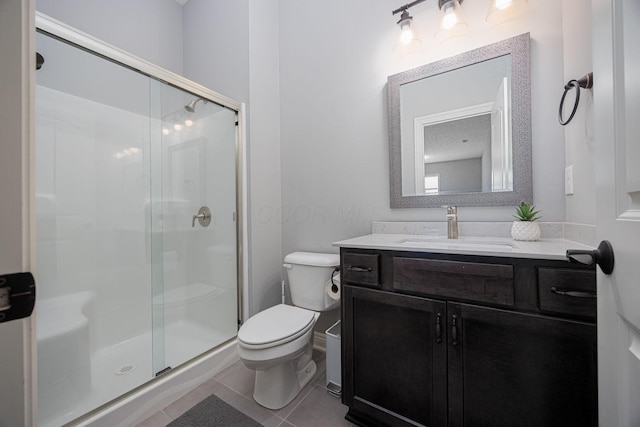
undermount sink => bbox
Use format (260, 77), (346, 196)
(396, 237), (517, 251)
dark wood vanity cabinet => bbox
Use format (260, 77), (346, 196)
(341, 248), (597, 427)
(342, 286), (448, 427)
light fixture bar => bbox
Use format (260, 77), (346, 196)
(392, 0), (426, 16)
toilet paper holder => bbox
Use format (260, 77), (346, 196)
(330, 268), (340, 294)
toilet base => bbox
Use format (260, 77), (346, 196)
(253, 359), (317, 410)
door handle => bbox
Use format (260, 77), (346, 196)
(0, 272), (36, 323)
(192, 206), (212, 227)
(566, 240), (614, 275)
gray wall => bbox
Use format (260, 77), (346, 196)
(246, 1), (284, 314)
(182, 0), (249, 102)
(562, 0), (595, 225)
(36, 0), (185, 75)
(279, 0), (567, 260)
(277, 0), (567, 331)
(182, 0), (283, 315)
(426, 158), (483, 194)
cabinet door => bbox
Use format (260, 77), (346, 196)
(448, 303), (597, 427)
(342, 285), (447, 427)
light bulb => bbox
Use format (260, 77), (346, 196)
(397, 10), (416, 46)
(442, 4), (458, 29)
(184, 119), (194, 127)
(400, 27), (414, 45)
(174, 124), (183, 131)
(495, 0), (513, 9)
(162, 128), (170, 135)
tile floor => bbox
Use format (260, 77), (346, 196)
(137, 350), (356, 427)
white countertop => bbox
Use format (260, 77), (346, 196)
(333, 234), (594, 261)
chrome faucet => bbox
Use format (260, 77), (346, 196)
(444, 205), (458, 239)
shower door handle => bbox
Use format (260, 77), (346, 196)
(192, 206), (212, 227)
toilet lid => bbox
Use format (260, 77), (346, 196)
(238, 304), (316, 346)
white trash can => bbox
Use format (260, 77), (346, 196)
(325, 320), (341, 397)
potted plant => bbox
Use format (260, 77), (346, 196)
(511, 202), (542, 241)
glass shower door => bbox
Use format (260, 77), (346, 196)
(35, 31), (155, 426)
(153, 82), (238, 371)
(35, 28), (239, 426)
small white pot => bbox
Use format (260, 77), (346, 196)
(511, 221), (541, 241)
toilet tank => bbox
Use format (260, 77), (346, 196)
(284, 252), (340, 312)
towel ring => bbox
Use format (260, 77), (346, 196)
(558, 72), (593, 126)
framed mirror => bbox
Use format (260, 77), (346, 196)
(388, 33), (531, 208)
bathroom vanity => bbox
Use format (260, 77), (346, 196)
(335, 235), (597, 427)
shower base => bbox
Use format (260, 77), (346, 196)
(38, 320), (232, 427)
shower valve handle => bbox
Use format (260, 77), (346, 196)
(192, 206), (212, 228)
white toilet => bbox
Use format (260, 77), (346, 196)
(237, 252), (340, 409)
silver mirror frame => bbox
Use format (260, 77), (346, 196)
(388, 33), (532, 208)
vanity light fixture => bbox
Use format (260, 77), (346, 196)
(393, 0), (467, 45)
(486, 0), (528, 23)
(397, 10), (415, 45)
(439, 0), (463, 30)
(392, 0), (426, 46)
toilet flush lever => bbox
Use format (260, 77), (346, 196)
(192, 206), (212, 227)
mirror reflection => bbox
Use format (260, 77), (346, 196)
(388, 33), (531, 208)
(401, 55), (512, 196)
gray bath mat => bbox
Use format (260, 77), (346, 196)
(168, 394), (262, 427)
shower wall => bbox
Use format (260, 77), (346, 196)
(36, 84), (152, 350)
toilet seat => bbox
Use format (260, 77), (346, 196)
(238, 304), (316, 350)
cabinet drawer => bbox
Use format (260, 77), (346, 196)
(342, 253), (380, 287)
(393, 257), (514, 306)
(537, 268), (596, 318)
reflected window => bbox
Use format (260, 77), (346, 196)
(424, 174), (440, 194)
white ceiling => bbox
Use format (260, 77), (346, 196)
(175, 0), (189, 6)
(424, 114), (492, 164)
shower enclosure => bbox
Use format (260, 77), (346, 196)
(34, 15), (242, 426)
